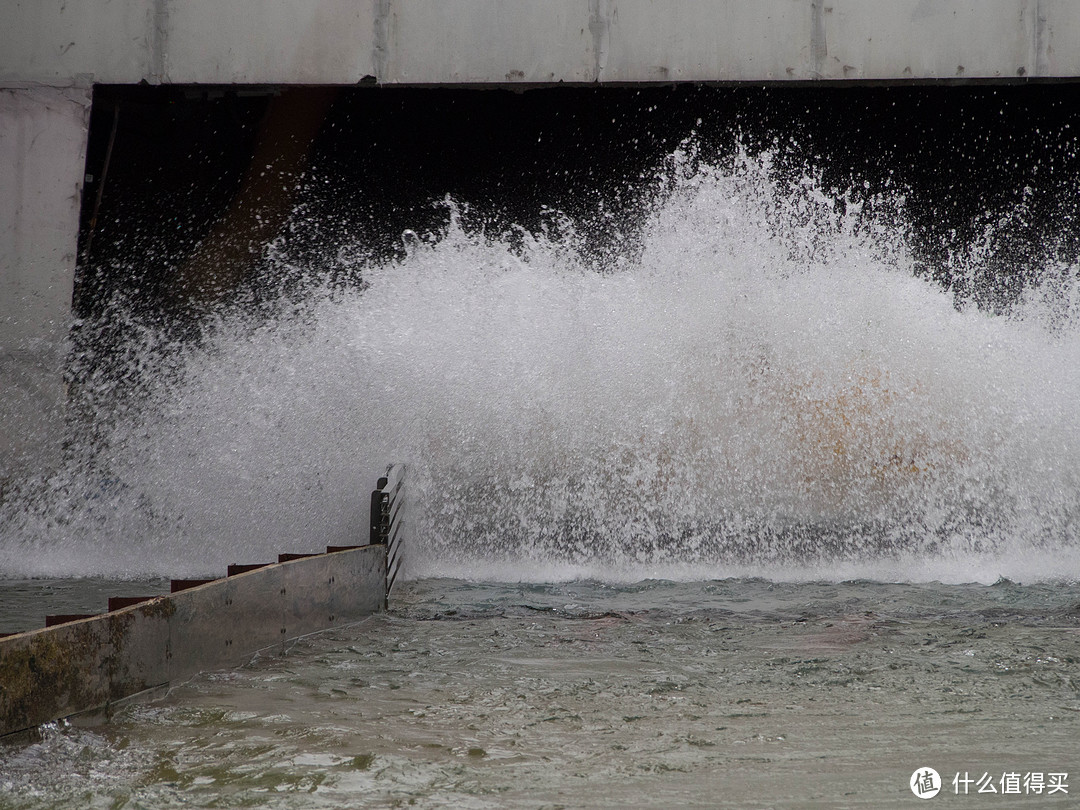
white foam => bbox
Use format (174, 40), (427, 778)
(2, 151), (1078, 582)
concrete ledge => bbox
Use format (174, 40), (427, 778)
(2, 1), (1079, 88)
(0, 544), (386, 738)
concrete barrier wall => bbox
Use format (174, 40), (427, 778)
(0, 545), (386, 738)
(2, 0), (1079, 88)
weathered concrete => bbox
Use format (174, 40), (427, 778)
(0, 87), (87, 341)
(0, 86), (88, 344)
(0, 545), (386, 738)
(0, 85), (90, 475)
(3, 1), (1079, 87)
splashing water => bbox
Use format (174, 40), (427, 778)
(2, 150), (1079, 583)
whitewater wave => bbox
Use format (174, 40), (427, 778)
(2, 148), (1078, 583)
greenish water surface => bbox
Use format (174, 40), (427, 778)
(3, 577), (1080, 808)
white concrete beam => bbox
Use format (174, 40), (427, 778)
(0, 1), (155, 87)
(166, 1), (380, 85)
(2, 0), (1079, 88)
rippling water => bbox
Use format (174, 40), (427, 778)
(3, 578), (1080, 808)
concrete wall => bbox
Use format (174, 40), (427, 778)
(0, 545), (386, 738)
(0, 86), (90, 476)
(3, 1), (1079, 86)
(0, 87), (87, 344)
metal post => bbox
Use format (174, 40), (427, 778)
(370, 476), (389, 545)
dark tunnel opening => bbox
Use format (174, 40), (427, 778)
(76, 82), (1080, 325)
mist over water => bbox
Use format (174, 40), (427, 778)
(2, 149), (1079, 583)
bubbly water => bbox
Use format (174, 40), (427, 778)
(3, 578), (1080, 808)
(2, 148), (1078, 583)
(2, 146), (1080, 808)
